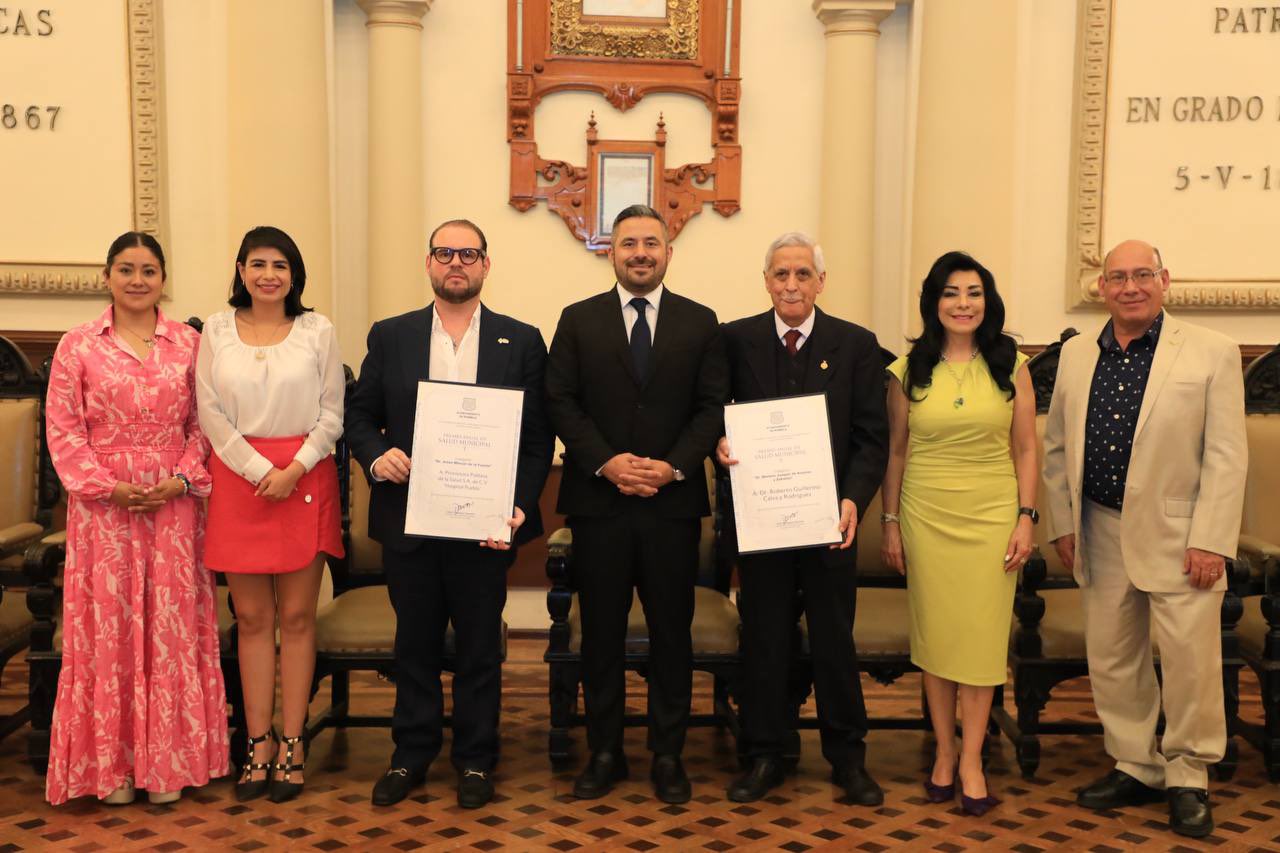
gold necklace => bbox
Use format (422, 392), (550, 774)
(242, 313), (288, 361)
(940, 349), (978, 408)
(117, 324), (156, 351)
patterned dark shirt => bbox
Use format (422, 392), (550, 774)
(1082, 310), (1164, 510)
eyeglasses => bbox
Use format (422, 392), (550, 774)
(431, 247), (485, 266)
(1103, 268), (1162, 286)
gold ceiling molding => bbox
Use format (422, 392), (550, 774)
(1, 0), (166, 296)
(1066, 0), (1280, 310)
(549, 0), (700, 61)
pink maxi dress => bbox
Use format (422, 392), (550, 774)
(44, 306), (229, 803)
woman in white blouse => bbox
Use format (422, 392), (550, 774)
(197, 226), (345, 804)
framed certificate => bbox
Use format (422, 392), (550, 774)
(405, 381), (524, 544)
(724, 393), (842, 554)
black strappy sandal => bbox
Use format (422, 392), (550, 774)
(235, 729), (276, 802)
(268, 734), (306, 803)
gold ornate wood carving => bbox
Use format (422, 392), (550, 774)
(0, 0), (166, 296)
(1066, 0), (1280, 310)
(508, 0), (741, 249)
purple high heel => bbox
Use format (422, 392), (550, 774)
(924, 776), (955, 803)
(958, 767), (1000, 816)
(924, 761), (957, 803)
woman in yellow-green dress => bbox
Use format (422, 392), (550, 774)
(880, 251), (1038, 816)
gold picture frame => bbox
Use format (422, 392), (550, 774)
(0, 0), (166, 296)
(550, 0), (700, 61)
(1065, 0), (1280, 310)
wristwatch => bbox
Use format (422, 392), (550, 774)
(1018, 506), (1039, 524)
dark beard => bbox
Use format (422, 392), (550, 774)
(430, 277), (482, 304)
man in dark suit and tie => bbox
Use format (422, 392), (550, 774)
(716, 232), (889, 804)
(345, 219), (554, 809)
(545, 204), (729, 803)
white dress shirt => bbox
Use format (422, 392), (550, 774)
(196, 309), (345, 484)
(774, 309), (816, 351)
(617, 282), (663, 340)
(371, 304), (482, 481)
(429, 304), (481, 383)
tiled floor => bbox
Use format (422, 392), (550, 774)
(0, 640), (1276, 851)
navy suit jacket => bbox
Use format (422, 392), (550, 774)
(345, 304), (554, 552)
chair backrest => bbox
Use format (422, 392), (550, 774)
(0, 335), (56, 532)
(331, 365), (386, 594)
(1243, 344), (1280, 545)
(1026, 328), (1079, 415)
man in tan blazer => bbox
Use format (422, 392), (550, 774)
(1042, 239), (1246, 839)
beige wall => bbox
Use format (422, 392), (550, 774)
(0, 0), (333, 330)
(3, 1), (1273, 355)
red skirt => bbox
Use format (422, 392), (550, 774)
(205, 435), (344, 574)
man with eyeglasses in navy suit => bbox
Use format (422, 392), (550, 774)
(346, 219), (554, 809)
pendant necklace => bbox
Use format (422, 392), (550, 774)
(117, 325), (156, 351)
(940, 349), (978, 409)
(244, 314), (287, 360)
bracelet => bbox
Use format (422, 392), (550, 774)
(880, 512), (900, 524)
(173, 473), (192, 495)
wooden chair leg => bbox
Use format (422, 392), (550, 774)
(1264, 668), (1280, 783)
(27, 656), (58, 774)
(1012, 670), (1047, 779)
(548, 661), (579, 767)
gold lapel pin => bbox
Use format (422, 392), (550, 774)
(498, 337), (510, 344)
(820, 360), (829, 370)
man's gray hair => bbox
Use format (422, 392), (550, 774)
(763, 232), (825, 276)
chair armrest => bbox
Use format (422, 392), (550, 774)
(22, 535), (64, 654)
(547, 526), (572, 561)
(1237, 535), (1280, 588)
(0, 522), (43, 556)
(545, 527), (574, 654)
(1011, 552), (1048, 657)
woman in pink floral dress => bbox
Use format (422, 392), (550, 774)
(44, 232), (229, 805)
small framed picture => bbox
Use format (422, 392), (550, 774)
(597, 153), (655, 240)
(582, 0), (669, 21)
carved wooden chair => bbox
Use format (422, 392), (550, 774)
(789, 345), (933, 745)
(992, 330), (1247, 780)
(23, 320), (237, 773)
(1229, 342), (1280, 779)
(544, 459), (740, 765)
(302, 367), (508, 746)
(0, 335), (58, 743)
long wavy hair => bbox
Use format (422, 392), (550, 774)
(904, 251), (1018, 402)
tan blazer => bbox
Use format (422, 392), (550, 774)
(1042, 313), (1247, 592)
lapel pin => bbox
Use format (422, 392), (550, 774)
(498, 337), (510, 344)
(820, 360), (829, 370)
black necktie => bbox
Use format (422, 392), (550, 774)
(629, 296), (651, 376)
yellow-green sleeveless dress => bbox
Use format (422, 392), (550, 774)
(887, 351), (1028, 686)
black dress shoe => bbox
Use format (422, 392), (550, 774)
(651, 754), (691, 804)
(1075, 769), (1164, 811)
(457, 768), (495, 809)
(728, 757), (785, 803)
(573, 752), (628, 799)
(1168, 787), (1213, 838)
(834, 764), (884, 806)
(371, 767), (426, 806)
